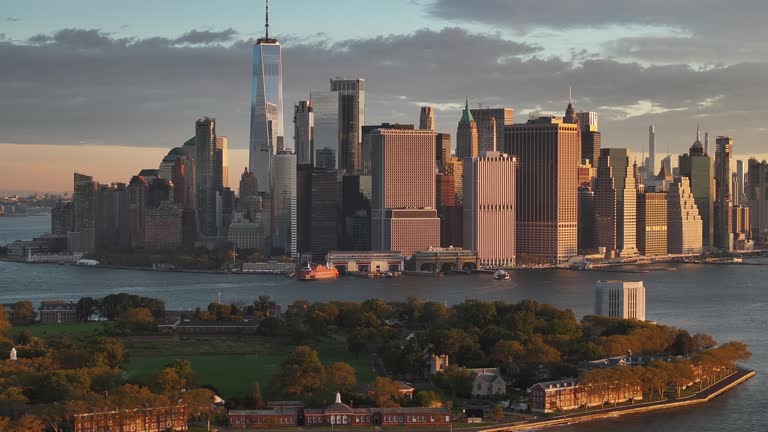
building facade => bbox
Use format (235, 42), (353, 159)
(419, 106), (435, 131)
(595, 148), (638, 257)
(470, 108), (514, 155)
(311, 91), (340, 169)
(144, 201), (183, 250)
(294, 100), (314, 165)
(271, 152), (297, 256)
(714, 136), (734, 250)
(195, 117), (218, 236)
(747, 159), (768, 241)
(594, 280), (646, 321)
(331, 78), (365, 173)
(637, 191), (668, 256)
(667, 177), (704, 254)
(463, 153), (517, 267)
(456, 100), (478, 160)
(505, 117), (580, 264)
(679, 129), (714, 248)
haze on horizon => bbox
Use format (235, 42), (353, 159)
(3, 0), (768, 192)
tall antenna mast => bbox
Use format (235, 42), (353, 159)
(265, 0), (270, 39)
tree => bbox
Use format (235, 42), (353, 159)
(490, 340), (524, 374)
(76, 297), (100, 322)
(257, 317), (285, 336)
(274, 346), (326, 398)
(151, 368), (187, 396)
(325, 362), (357, 393)
(0, 305), (11, 338)
(8, 414), (46, 432)
(492, 405), (505, 422)
(372, 377), (401, 408)
(88, 337), (127, 368)
(182, 388), (216, 431)
(414, 390), (441, 408)
(115, 307), (156, 332)
(244, 383), (266, 409)
(166, 359), (196, 385)
(433, 365), (472, 399)
(13, 301), (36, 323)
(669, 359), (695, 398)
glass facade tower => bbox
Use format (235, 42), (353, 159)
(249, 39), (284, 194)
(310, 91), (340, 169)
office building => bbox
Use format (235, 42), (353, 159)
(361, 123), (414, 175)
(576, 111), (598, 132)
(737, 160), (746, 205)
(437, 173), (462, 248)
(471, 108), (514, 155)
(296, 164), (313, 254)
(147, 178), (174, 209)
(294, 100), (314, 165)
(51, 201), (74, 237)
(331, 78), (365, 173)
(648, 126), (656, 183)
(271, 152), (297, 256)
(126, 176), (148, 249)
(679, 127), (714, 248)
(227, 219), (265, 250)
(667, 177), (703, 254)
(419, 106), (435, 131)
(311, 91), (340, 169)
(594, 280), (646, 321)
(463, 153), (517, 267)
(239, 167), (259, 201)
(310, 169), (339, 261)
(143, 201), (182, 250)
(595, 148), (638, 257)
(578, 186), (596, 253)
(747, 159), (768, 240)
(195, 117), (218, 236)
(505, 117), (580, 264)
(637, 191), (668, 256)
(443, 158), (464, 204)
(68, 173), (100, 253)
(248, 4), (284, 194)
(341, 175), (371, 251)
(215, 136), (229, 190)
(714, 136), (733, 250)
(581, 129), (601, 167)
(436, 133), (452, 170)
(456, 99), (478, 160)
(371, 129), (439, 256)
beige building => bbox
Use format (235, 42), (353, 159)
(227, 220), (265, 250)
(594, 280), (646, 321)
(469, 368), (507, 397)
(371, 129), (439, 256)
(667, 177), (704, 254)
(595, 148), (638, 257)
(456, 99), (478, 160)
(463, 152), (517, 267)
(443, 158), (464, 203)
(505, 117), (580, 264)
(637, 191), (668, 256)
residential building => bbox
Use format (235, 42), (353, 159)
(637, 191), (668, 256)
(331, 78), (365, 173)
(248, 8), (284, 194)
(456, 99), (478, 160)
(463, 152), (517, 267)
(294, 100), (314, 165)
(714, 136), (734, 250)
(679, 127), (714, 248)
(594, 280), (646, 321)
(505, 117), (580, 264)
(595, 148), (638, 257)
(69, 173), (99, 253)
(667, 177), (704, 254)
(51, 200), (74, 236)
(195, 117), (218, 236)
(419, 106), (435, 131)
(530, 378), (643, 414)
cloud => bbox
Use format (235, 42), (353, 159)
(6, 17), (21, 22)
(1, 25), (768, 161)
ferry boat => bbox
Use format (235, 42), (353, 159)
(493, 269), (510, 280)
(296, 264), (340, 281)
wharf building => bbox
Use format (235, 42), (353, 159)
(371, 129), (440, 257)
(595, 148), (638, 258)
(594, 280), (646, 321)
(667, 177), (703, 254)
(637, 191), (668, 256)
(714, 136), (734, 250)
(456, 99), (478, 160)
(463, 152), (517, 268)
(331, 77), (365, 173)
(505, 116), (580, 264)
(679, 127), (714, 248)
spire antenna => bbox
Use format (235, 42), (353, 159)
(569, 84), (573, 103)
(265, 0), (270, 39)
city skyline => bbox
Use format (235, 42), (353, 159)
(5, 1), (768, 192)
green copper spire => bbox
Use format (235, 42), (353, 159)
(459, 98), (475, 125)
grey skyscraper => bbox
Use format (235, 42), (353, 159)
(331, 78), (365, 173)
(648, 126), (656, 183)
(195, 117), (218, 237)
(249, 0), (284, 194)
(471, 108), (514, 155)
(272, 152), (297, 256)
(419, 106), (435, 131)
(311, 91), (340, 169)
(714, 136), (733, 250)
(294, 100), (314, 165)
(737, 160), (745, 205)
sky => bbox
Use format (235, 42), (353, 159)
(2, 0), (768, 193)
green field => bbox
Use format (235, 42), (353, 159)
(122, 335), (375, 399)
(10, 322), (112, 339)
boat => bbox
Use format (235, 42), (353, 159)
(296, 264), (340, 281)
(493, 269), (510, 280)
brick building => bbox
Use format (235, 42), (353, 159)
(39, 300), (78, 324)
(72, 405), (189, 432)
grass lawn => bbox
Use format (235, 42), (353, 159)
(122, 335), (374, 399)
(10, 322), (112, 339)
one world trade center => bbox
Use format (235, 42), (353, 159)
(249, 0), (284, 194)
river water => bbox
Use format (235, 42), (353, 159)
(0, 216), (764, 431)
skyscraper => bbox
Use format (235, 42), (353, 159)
(594, 281), (646, 321)
(714, 136), (734, 250)
(195, 117), (218, 237)
(249, 0), (284, 194)
(456, 99), (478, 160)
(737, 160), (745, 205)
(505, 117), (580, 264)
(679, 127), (714, 248)
(436, 133), (451, 170)
(271, 152), (297, 256)
(331, 78), (365, 173)
(311, 91), (340, 169)
(215, 136), (229, 190)
(595, 148), (638, 257)
(648, 126), (656, 183)
(667, 177), (703, 254)
(747, 159), (768, 240)
(463, 152), (517, 267)
(637, 191), (668, 256)
(371, 129), (440, 256)
(419, 106), (435, 131)
(471, 108), (514, 154)
(578, 186), (596, 253)
(575, 112), (600, 167)
(309, 169), (339, 261)
(361, 123), (414, 175)
(294, 100), (314, 165)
